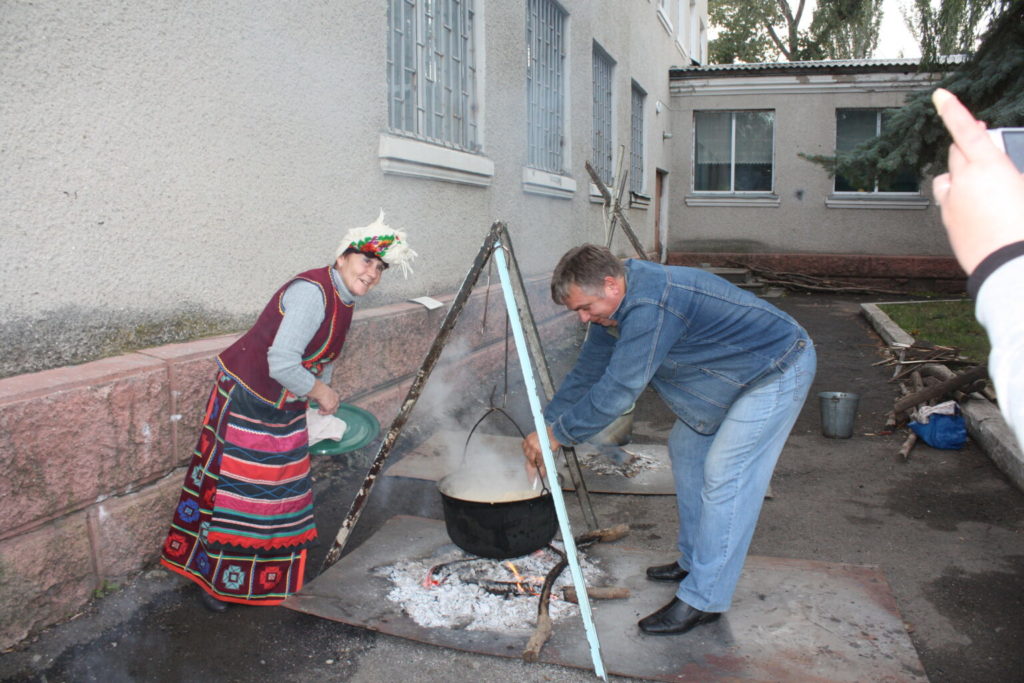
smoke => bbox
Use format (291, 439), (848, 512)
(413, 327), (540, 502)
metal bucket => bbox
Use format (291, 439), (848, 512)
(818, 391), (860, 439)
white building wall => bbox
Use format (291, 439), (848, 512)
(667, 69), (950, 255)
(1, 1), (694, 333)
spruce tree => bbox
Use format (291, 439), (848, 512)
(804, 1), (1024, 187)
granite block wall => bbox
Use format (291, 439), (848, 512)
(0, 275), (573, 650)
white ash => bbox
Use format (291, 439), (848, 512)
(579, 445), (663, 478)
(374, 544), (606, 632)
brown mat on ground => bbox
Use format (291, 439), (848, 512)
(285, 516), (926, 682)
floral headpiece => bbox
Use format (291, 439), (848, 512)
(336, 209), (417, 278)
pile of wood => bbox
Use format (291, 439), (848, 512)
(873, 341), (975, 380)
(884, 356), (990, 461)
(727, 262), (909, 296)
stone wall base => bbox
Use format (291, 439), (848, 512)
(0, 275), (572, 650)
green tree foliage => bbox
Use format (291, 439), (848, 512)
(811, 0), (884, 59)
(709, 0), (781, 63)
(709, 0), (884, 63)
(904, 0), (1009, 63)
(803, 1), (1024, 185)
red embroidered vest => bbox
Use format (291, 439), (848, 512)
(217, 266), (353, 409)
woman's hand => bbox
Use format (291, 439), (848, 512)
(307, 380), (340, 415)
(522, 426), (560, 481)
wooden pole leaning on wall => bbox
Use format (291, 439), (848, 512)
(320, 222), (599, 571)
(585, 159), (648, 260)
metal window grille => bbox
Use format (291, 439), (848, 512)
(592, 45), (614, 185)
(526, 0), (566, 173)
(630, 82), (645, 194)
(387, 0), (478, 151)
(693, 110), (774, 192)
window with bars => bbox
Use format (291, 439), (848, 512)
(630, 82), (646, 194)
(526, 0), (567, 174)
(693, 110), (774, 192)
(835, 109), (919, 193)
(591, 44), (615, 185)
(387, 0), (479, 152)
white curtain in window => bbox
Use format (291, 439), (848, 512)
(734, 111), (773, 191)
(694, 111), (732, 191)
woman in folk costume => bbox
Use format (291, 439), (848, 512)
(160, 211), (415, 612)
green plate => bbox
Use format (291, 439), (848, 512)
(308, 403), (381, 456)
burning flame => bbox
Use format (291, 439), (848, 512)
(505, 561), (548, 597)
(423, 565), (444, 588)
(421, 557), (555, 598)
(504, 561), (526, 592)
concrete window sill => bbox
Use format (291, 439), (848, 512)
(379, 134), (494, 187)
(630, 192), (651, 210)
(523, 167), (577, 199)
(826, 194), (930, 210)
(685, 194), (780, 208)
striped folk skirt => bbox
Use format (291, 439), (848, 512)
(160, 372), (316, 605)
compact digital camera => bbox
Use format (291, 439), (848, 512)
(988, 128), (1024, 172)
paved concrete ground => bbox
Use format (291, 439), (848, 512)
(2, 293), (1023, 682)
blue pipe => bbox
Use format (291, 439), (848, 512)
(493, 243), (607, 681)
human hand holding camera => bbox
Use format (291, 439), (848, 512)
(931, 88), (1024, 276)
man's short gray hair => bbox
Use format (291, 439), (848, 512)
(550, 244), (625, 305)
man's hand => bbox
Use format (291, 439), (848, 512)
(307, 379), (340, 415)
(931, 88), (1024, 275)
(522, 426), (561, 481)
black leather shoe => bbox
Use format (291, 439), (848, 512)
(638, 597), (721, 635)
(646, 562), (689, 582)
(199, 590), (229, 613)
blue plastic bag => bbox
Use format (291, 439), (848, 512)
(909, 412), (967, 450)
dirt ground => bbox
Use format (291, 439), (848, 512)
(2, 293), (1023, 682)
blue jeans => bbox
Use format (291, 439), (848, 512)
(669, 343), (816, 612)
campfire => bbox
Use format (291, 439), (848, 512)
(423, 557), (545, 596)
(374, 543), (605, 632)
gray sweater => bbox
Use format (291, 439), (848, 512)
(267, 267), (354, 397)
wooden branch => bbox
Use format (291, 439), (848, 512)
(611, 204), (649, 260)
(522, 525), (629, 662)
(523, 612), (553, 662)
(563, 586), (630, 603)
(523, 552), (567, 662)
(727, 261), (909, 296)
(585, 160), (648, 260)
(587, 523), (629, 544)
(900, 371), (925, 461)
(899, 432), (918, 461)
(892, 363), (988, 419)
(917, 363), (956, 382)
(584, 161), (612, 203)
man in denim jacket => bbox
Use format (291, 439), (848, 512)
(523, 244), (816, 635)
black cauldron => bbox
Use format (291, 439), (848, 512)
(437, 475), (558, 559)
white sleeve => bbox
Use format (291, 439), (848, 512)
(975, 255), (1024, 447)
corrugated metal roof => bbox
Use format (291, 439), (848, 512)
(670, 55), (965, 79)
